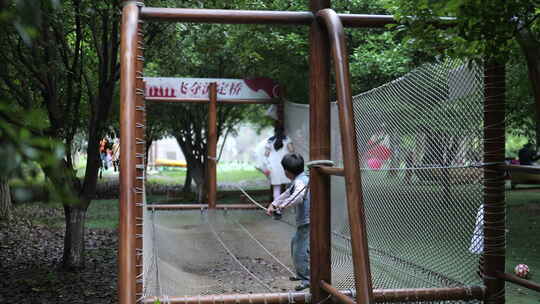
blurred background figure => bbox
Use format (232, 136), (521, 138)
(263, 125), (294, 200)
(518, 143), (540, 165)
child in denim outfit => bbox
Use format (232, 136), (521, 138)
(266, 153), (310, 291)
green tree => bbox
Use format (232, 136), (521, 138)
(0, 103), (66, 220)
(1, 0), (95, 268)
(142, 0), (419, 198)
(507, 49), (537, 140)
(144, 17), (269, 199)
(0, 0), (68, 220)
(2, 0), (179, 268)
(386, 0), (540, 144)
(343, 0), (424, 94)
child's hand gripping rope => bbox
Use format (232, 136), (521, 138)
(235, 184), (308, 221)
(266, 204), (282, 220)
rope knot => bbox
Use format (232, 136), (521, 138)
(306, 160), (335, 168)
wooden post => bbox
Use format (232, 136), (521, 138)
(308, 1), (332, 303)
(483, 62), (506, 304)
(318, 8), (373, 303)
(119, 2), (140, 304)
(134, 13), (146, 299)
(208, 83), (218, 209)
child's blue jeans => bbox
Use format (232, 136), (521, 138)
(291, 224), (310, 284)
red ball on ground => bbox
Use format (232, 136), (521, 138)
(514, 264), (530, 279)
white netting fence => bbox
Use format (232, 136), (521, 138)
(287, 60), (485, 302)
(331, 60), (484, 300)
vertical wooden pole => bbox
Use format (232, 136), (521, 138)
(208, 83), (218, 209)
(134, 14), (146, 300)
(119, 2), (139, 304)
(483, 62), (506, 304)
(318, 9), (373, 303)
(308, 1), (332, 303)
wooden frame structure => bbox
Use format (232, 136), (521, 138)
(119, 1), (510, 303)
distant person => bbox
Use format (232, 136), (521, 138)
(266, 153), (310, 291)
(106, 146), (113, 169)
(504, 157), (514, 180)
(469, 204), (484, 278)
(99, 138), (109, 170)
(518, 143), (540, 165)
(264, 125), (295, 200)
(112, 138), (120, 172)
(404, 150), (416, 182)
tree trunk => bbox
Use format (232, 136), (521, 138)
(388, 131), (399, 177)
(62, 202), (88, 269)
(80, 124), (103, 199)
(516, 26), (540, 145)
(175, 136), (207, 202)
(57, 118), (102, 270)
(189, 162), (206, 202)
(183, 167), (193, 193)
(0, 177), (12, 220)
(145, 139), (153, 172)
(420, 130), (446, 181)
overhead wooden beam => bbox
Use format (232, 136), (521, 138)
(140, 7), (454, 29)
(140, 7), (313, 25)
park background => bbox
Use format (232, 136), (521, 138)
(1, 0), (539, 303)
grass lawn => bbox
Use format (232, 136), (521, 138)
(28, 199), (119, 230)
(86, 199), (120, 229)
(146, 166), (266, 186)
(158, 168), (263, 182)
(505, 190), (540, 303)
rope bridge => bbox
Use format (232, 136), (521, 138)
(142, 205), (299, 298)
(142, 60), (489, 303)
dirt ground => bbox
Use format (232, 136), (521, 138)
(0, 207), (118, 304)
(0, 206), (299, 304)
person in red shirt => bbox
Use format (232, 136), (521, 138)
(99, 138), (109, 170)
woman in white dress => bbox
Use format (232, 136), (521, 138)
(264, 126), (295, 200)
